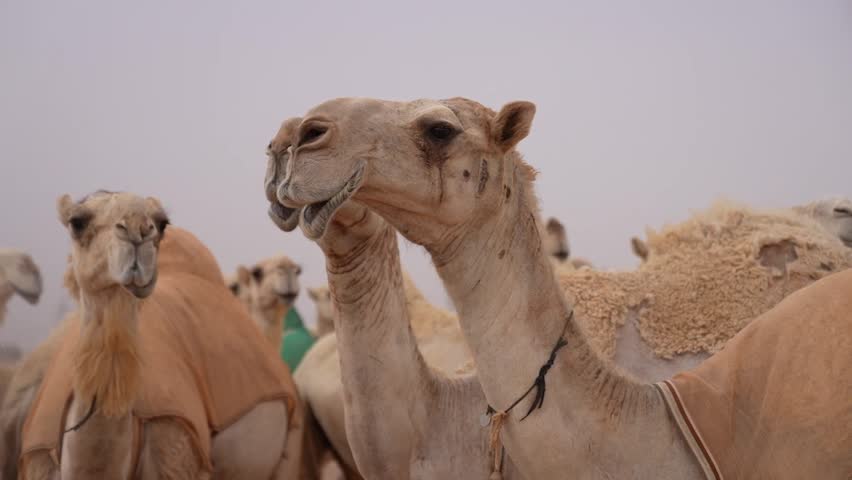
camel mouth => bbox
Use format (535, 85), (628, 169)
(300, 163), (365, 240)
(124, 273), (157, 299)
(268, 202), (301, 232)
(14, 287), (41, 305)
(279, 292), (299, 303)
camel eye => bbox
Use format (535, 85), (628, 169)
(251, 267), (264, 282)
(157, 219), (169, 234)
(834, 207), (852, 217)
(295, 266), (302, 275)
(427, 123), (457, 141)
(68, 215), (91, 235)
(300, 126), (327, 145)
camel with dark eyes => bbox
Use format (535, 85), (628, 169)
(273, 96), (852, 479)
(18, 191), (299, 480)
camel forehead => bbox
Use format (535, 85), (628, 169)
(79, 192), (158, 221)
(305, 97), (494, 128)
(257, 255), (298, 271)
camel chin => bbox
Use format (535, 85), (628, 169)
(268, 203), (301, 232)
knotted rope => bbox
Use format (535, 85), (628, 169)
(485, 311), (573, 479)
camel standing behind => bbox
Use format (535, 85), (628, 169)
(0, 249), (42, 328)
(245, 256), (302, 350)
(20, 191), (298, 479)
(307, 286), (335, 337)
(274, 96), (850, 478)
(631, 196), (852, 263)
(0, 249), (43, 419)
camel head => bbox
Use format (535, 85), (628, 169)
(274, 97), (537, 247)
(0, 249), (43, 305)
(805, 197), (852, 248)
(542, 217), (570, 263)
(248, 256), (301, 310)
(265, 117), (304, 232)
(307, 285), (334, 319)
(57, 191), (169, 300)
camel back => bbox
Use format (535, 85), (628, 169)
(21, 227), (299, 474)
(658, 267), (852, 479)
(561, 202), (852, 358)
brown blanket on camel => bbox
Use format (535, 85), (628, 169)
(658, 268), (852, 479)
(20, 227), (299, 474)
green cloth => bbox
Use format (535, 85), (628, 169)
(280, 307), (315, 371)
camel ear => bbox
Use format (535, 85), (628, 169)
(236, 265), (251, 285)
(631, 237), (649, 261)
(492, 101), (536, 152)
(250, 265), (264, 282)
(307, 287), (319, 301)
(57, 194), (74, 226)
(545, 217), (565, 234)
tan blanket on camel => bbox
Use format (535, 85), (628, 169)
(21, 227), (299, 473)
(658, 268), (852, 479)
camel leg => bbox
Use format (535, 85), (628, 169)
(211, 400), (288, 480)
(137, 419), (209, 480)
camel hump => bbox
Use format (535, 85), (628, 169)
(157, 226), (225, 286)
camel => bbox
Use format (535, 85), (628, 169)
(306, 286), (335, 337)
(274, 96), (852, 478)
(631, 196), (852, 263)
(0, 249), (43, 417)
(0, 249), (43, 327)
(541, 217), (593, 270)
(287, 199), (522, 479)
(266, 117), (475, 478)
(245, 256), (302, 350)
(793, 196), (852, 247)
(19, 191), (299, 480)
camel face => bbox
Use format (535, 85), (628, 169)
(0, 250), (42, 305)
(249, 256), (301, 310)
(276, 97), (536, 244)
(57, 191), (168, 299)
(825, 198), (852, 247)
(265, 117), (303, 232)
(308, 286), (334, 319)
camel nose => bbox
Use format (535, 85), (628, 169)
(115, 220), (156, 245)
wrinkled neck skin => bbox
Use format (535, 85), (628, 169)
(62, 289), (139, 479)
(318, 206), (499, 479)
(251, 301), (287, 350)
(320, 209), (422, 479)
(420, 168), (701, 479)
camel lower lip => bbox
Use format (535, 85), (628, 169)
(268, 202), (300, 232)
(300, 164), (365, 239)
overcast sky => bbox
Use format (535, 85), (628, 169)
(2, 1), (850, 351)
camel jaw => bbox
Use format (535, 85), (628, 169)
(299, 164), (365, 240)
(268, 202), (301, 232)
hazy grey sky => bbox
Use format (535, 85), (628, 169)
(2, 1), (851, 350)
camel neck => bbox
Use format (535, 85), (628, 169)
(74, 289), (141, 419)
(429, 170), (671, 476)
(252, 302), (287, 350)
(324, 223), (427, 479)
